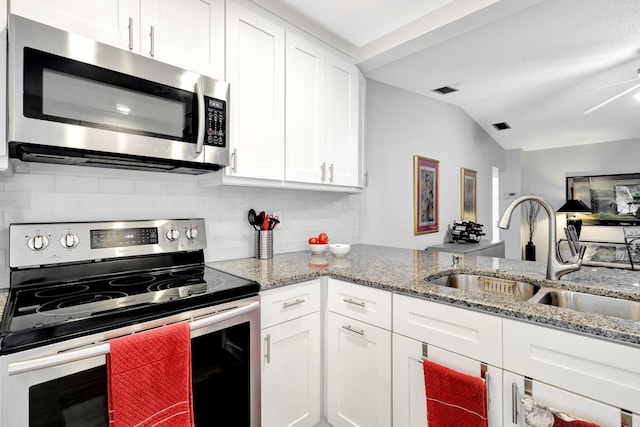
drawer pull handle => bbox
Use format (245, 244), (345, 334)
(264, 334), (271, 364)
(283, 299), (305, 309)
(343, 298), (366, 308)
(511, 382), (519, 424)
(342, 325), (365, 336)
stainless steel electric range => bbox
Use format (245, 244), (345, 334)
(0, 219), (261, 427)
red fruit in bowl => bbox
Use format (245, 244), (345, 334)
(317, 233), (329, 244)
(308, 237), (318, 244)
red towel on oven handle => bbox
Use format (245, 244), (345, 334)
(107, 322), (194, 427)
(423, 359), (488, 427)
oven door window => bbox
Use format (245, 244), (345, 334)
(27, 322), (251, 426)
(29, 366), (108, 427)
(192, 322), (251, 427)
(23, 47), (196, 143)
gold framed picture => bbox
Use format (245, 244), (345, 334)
(414, 155), (439, 234)
(461, 168), (477, 222)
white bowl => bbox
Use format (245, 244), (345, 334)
(329, 243), (351, 256)
(308, 243), (328, 254)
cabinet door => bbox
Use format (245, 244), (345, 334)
(393, 334), (502, 427)
(10, 0), (136, 49)
(284, 33), (325, 184)
(226, 2), (285, 181)
(326, 312), (391, 427)
(140, 0), (224, 78)
(358, 71), (366, 188)
(325, 53), (359, 187)
(503, 319), (640, 414)
(261, 312), (321, 427)
(503, 372), (624, 427)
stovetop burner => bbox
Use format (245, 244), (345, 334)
(1, 263), (257, 354)
(1, 218), (259, 354)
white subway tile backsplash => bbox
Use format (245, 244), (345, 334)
(0, 193), (32, 210)
(35, 193), (79, 211)
(78, 194), (119, 212)
(4, 174), (56, 193)
(135, 179), (169, 195)
(99, 178), (136, 194)
(0, 164), (360, 286)
(55, 175), (99, 194)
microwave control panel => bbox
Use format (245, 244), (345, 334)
(204, 96), (226, 148)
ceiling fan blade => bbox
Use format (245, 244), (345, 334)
(584, 82), (640, 115)
(593, 76), (640, 91)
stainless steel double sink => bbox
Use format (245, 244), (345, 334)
(428, 274), (640, 321)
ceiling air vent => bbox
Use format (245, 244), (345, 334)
(492, 122), (511, 131)
(431, 86), (458, 95)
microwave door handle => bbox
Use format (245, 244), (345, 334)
(195, 82), (205, 154)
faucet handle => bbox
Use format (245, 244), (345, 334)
(577, 245), (587, 262)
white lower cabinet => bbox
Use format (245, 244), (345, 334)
(503, 319), (640, 426)
(503, 371), (626, 427)
(260, 279), (640, 427)
(392, 332), (502, 427)
(326, 279), (392, 427)
(262, 312), (321, 427)
(326, 312), (391, 427)
(260, 281), (321, 427)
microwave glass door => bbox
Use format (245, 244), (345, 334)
(23, 48), (197, 143)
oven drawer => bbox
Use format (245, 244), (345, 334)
(260, 279), (321, 328)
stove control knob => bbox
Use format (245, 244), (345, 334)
(28, 234), (50, 251)
(185, 227), (199, 240)
(166, 228), (180, 241)
(60, 233), (79, 249)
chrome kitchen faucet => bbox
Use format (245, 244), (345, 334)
(498, 195), (586, 280)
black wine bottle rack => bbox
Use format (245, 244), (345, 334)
(451, 220), (486, 243)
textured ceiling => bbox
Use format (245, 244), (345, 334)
(255, 0), (640, 151)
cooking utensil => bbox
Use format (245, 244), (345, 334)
(248, 209), (259, 230)
(254, 213), (264, 229)
(269, 218), (280, 230)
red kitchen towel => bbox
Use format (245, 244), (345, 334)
(554, 417), (600, 427)
(107, 322), (194, 427)
(423, 359), (488, 427)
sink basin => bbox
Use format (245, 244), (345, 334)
(428, 274), (540, 302)
(529, 288), (640, 321)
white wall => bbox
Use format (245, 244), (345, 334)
(513, 138), (640, 261)
(361, 79), (505, 249)
(499, 149), (524, 259)
(0, 162), (361, 288)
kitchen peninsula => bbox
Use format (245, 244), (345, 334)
(211, 244), (640, 426)
(212, 244), (640, 343)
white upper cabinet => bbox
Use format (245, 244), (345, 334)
(285, 33), (326, 184)
(325, 54), (360, 187)
(10, 0), (134, 48)
(139, 0), (225, 78)
(285, 34), (360, 187)
(10, 0), (224, 79)
(225, 1), (285, 181)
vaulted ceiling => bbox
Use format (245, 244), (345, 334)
(252, 0), (640, 152)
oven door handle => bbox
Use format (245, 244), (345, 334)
(7, 301), (260, 376)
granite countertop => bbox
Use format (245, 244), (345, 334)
(210, 244), (640, 347)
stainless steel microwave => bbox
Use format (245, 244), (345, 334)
(7, 15), (229, 174)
